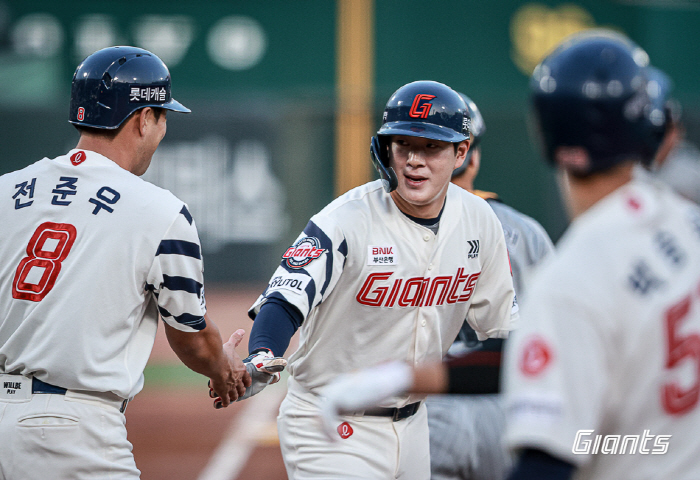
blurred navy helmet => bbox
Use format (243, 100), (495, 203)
(530, 30), (664, 176)
(371, 80), (470, 192)
(452, 92), (486, 178)
(647, 66), (681, 136)
(69, 46), (190, 130)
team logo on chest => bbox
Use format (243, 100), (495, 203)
(282, 236), (326, 269)
(367, 245), (398, 266)
(356, 267), (481, 308)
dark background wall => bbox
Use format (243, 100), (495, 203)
(1, 0), (698, 282)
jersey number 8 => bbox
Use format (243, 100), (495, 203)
(12, 222), (77, 302)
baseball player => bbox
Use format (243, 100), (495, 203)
(427, 93), (554, 480)
(0, 46), (250, 479)
(245, 80), (518, 479)
(502, 30), (700, 479)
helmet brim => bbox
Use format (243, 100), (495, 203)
(377, 121), (468, 143)
(162, 98), (191, 114)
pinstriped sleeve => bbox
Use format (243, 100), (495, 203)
(146, 205), (207, 332)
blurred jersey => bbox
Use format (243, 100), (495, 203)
(654, 139), (700, 205)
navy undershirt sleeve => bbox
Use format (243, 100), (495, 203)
(506, 449), (575, 480)
(248, 297), (303, 356)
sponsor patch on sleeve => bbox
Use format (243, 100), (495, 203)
(267, 274), (310, 294)
(367, 245), (398, 266)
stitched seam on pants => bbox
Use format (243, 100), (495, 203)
(393, 420), (401, 479)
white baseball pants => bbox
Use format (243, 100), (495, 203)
(278, 377), (430, 480)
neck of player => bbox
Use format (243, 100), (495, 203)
(75, 108), (164, 176)
(560, 161), (636, 219)
(390, 186), (449, 219)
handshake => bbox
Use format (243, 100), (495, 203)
(209, 345), (287, 409)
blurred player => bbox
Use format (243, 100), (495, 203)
(502, 30), (700, 479)
(245, 80), (518, 479)
(0, 46), (250, 479)
(427, 93), (554, 480)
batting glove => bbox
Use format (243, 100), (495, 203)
(318, 361), (413, 441)
(235, 349), (287, 402)
(210, 349), (286, 407)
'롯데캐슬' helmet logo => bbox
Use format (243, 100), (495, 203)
(282, 237), (326, 269)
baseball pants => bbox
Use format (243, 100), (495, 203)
(278, 377), (431, 480)
(426, 395), (513, 480)
(0, 391), (140, 479)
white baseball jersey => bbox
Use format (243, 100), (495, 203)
(0, 149), (206, 399)
(250, 180), (518, 406)
(504, 171), (700, 479)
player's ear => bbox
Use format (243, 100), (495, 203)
(136, 108), (156, 136)
(453, 140), (470, 170)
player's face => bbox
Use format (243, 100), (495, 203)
(135, 109), (167, 176)
(389, 135), (468, 218)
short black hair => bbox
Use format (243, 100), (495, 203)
(73, 107), (164, 139)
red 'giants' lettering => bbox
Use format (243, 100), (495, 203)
(356, 268), (481, 307)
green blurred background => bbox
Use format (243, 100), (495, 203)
(1, 0), (698, 283)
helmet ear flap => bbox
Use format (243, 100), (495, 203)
(370, 136), (398, 193)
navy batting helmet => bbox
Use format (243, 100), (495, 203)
(371, 80), (470, 192)
(69, 46), (190, 130)
(452, 92), (486, 178)
(647, 66), (681, 135)
(530, 30), (664, 176)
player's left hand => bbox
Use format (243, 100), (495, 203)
(318, 361), (414, 441)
